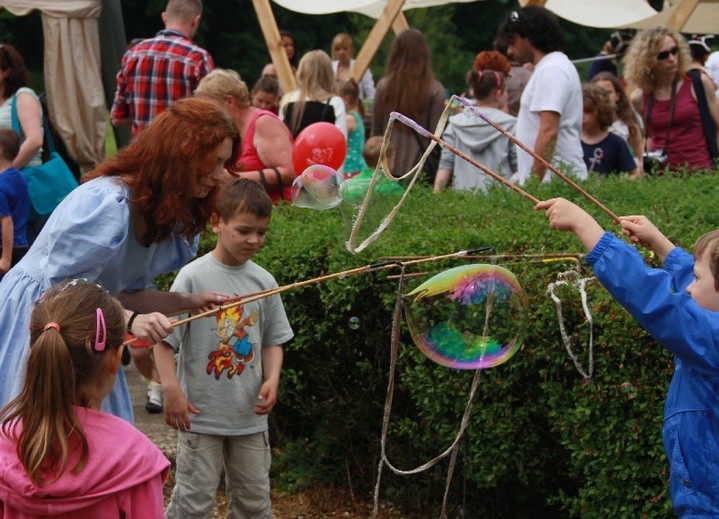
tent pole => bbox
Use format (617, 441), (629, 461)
(252, 0), (297, 93)
(351, 0), (407, 85)
(665, 0), (701, 30)
(392, 12), (410, 32)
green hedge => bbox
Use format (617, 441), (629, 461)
(186, 171), (718, 517)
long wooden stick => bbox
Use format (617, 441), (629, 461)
(123, 249), (479, 347)
(454, 96), (621, 223)
(379, 252), (586, 261)
(383, 253), (584, 280)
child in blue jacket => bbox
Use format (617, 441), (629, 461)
(537, 197), (719, 517)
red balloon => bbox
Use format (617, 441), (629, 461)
(292, 122), (347, 174)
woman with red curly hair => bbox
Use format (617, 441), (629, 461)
(0, 97), (239, 424)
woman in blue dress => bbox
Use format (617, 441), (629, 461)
(0, 97), (239, 423)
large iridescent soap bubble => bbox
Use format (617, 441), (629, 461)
(404, 264), (528, 369)
(292, 165), (345, 209)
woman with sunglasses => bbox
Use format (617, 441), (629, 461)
(624, 26), (719, 172)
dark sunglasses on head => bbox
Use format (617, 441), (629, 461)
(657, 46), (679, 60)
(689, 34), (714, 53)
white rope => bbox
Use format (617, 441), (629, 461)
(547, 270), (596, 380)
(372, 267), (486, 519)
(347, 101), (453, 254)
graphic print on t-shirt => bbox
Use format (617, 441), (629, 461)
(207, 304), (258, 380)
(589, 147), (604, 172)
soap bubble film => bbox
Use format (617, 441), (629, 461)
(292, 165), (345, 210)
(404, 264), (527, 369)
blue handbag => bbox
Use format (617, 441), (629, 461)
(11, 94), (78, 219)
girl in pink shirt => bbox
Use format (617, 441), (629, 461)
(0, 280), (169, 518)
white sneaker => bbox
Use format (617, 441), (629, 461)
(145, 381), (163, 414)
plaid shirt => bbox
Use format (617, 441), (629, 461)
(110, 29), (214, 135)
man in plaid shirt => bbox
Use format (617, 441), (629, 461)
(111, 0), (214, 136)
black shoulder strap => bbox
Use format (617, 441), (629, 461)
(687, 69), (718, 161)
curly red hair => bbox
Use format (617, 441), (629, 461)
(84, 97), (239, 244)
(472, 51), (511, 75)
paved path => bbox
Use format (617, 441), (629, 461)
(124, 365), (178, 457)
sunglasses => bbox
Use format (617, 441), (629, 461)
(656, 46), (679, 60)
(689, 34), (714, 53)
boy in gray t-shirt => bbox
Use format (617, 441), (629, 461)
(155, 179), (293, 518)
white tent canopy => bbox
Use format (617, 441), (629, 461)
(0, 0), (105, 168)
(623, 0), (719, 34)
(519, 0), (658, 29)
(272, 0), (476, 17)
(521, 0), (719, 32)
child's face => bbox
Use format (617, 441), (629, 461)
(252, 90), (278, 111)
(594, 80), (618, 108)
(582, 104), (600, 131)
(686, 250), (719, 311)
(212, 211), (270, 266)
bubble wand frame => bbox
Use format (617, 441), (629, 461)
(122, 248), (493, 346)
(346, 99), (619, 253)
(391, 111), (540, 204)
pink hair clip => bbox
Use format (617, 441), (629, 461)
(94, 308), (106, 352)
(475, 70), (502, 89)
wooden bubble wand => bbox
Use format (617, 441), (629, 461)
(122, 248), (485, 347)
(453, 95), (620, 223)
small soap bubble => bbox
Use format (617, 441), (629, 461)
(348, 317), (361, 330)
(291, 165), (344, 210)
(621, 382), (637, 400)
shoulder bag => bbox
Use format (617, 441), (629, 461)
(412, 96), (441, 185)
(11, 94), (78, 219)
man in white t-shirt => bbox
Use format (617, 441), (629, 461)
(497, 6), (587, 183)
(706, 50), (719, 94)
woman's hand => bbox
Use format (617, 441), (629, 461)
(129, 312), (175, 344)
(186, 291), (229, 314)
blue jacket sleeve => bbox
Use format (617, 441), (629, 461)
(587, 232), (719, 372)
